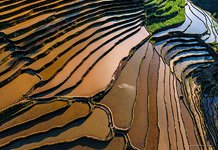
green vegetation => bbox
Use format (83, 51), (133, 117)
(214, 22), (218, 35)
(144, 0), (186, 33)
(209, 42), (218, 54)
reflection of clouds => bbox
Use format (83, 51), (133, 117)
(118, 83), (135, 90)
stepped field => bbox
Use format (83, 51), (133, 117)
(0, 0), (217, 149)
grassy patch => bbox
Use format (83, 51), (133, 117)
(144, 0), (186, 34)
(209, 42), (218, 54)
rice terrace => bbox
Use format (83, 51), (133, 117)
(0, 0), (217, 149)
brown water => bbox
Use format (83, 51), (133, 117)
(145, 50), (160, 150)
(0, 101), (68, 132)
(157, 59), (170, 150)
(0, 101), (91, 147)
(27, 24), (98, 71)
(2, 13), (54, 35)
(164, 65), (177, 150)
(32, 20), (130, 97)
(128, 42), (152, 149)
(0, 73), (40, 111)
(0, 61), (26, 83)
(15, 107), (110, 150)
(174, 79), (190, 150)
(170, 73), (184, 150)
(101, 40), (148, 129)
(0, 0), (213, 149)
(48, 26), (137, 97)
(67, 27), (148, 97)
(180, 99), (201, 150)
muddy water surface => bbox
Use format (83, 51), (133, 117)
(157, 59), (169, 150)
(0, 73), (40, 111)
(0, 101), (91, 147)
(145, 50), (160, 150)
(128, 43), (153, 149)
(101, 40), (148, 129)
(67, 27), (149, 97)
(13, 107), (110, 150)
(0, 101), (68, 132)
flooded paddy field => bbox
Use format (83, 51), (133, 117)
(0, 0), (217, 149)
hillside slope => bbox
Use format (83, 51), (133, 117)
(0, 0), (217, 149)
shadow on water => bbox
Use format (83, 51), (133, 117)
(192, 0), (218, 19)
(2, 113), (91, 150)
(34, 136), (116, 150)
(196, 63), (218, 148)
